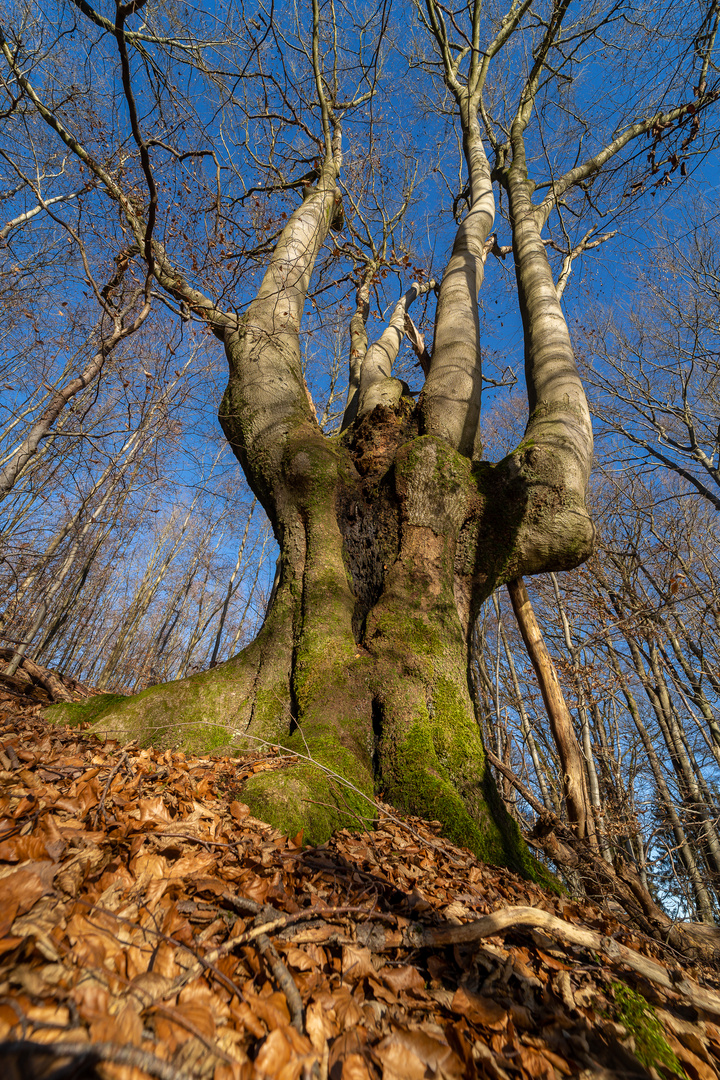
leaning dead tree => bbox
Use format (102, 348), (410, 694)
(2, 0), (718, 874)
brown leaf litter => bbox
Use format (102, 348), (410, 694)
(0, 698), (719, 1080)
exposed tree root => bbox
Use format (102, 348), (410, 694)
(410, 906), (720, 1019)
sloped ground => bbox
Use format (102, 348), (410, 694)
(0, 692), (719, 1080)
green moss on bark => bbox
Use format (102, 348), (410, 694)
(377, 673), (537, 878)
(43, 693), (127, 729)
(242, 724), (375, 844)
(36, 419), (585, 882)
(45, 666), (252, 751)
(610, 983), (686, 1077)
(42, 609), (294, 753)
(389, 714), (507, 862)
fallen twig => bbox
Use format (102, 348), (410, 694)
(76, 898), (245, 1003)
(144, 1001), (239, 1064)
(92, 750), (130, 828)
(254, 925), (305, 1032)
(195, 891), (305, 1032)
(0, 1039), (193, 1080)
(169, 904), (330, 994)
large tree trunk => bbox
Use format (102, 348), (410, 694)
(42, 116), (594, 879)
(45, 389), (591, 875)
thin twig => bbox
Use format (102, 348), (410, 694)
(168, 903), (387, 997)
(145, 1002), (238, 1064)
(190, 889), (302, 1028)
(75, 897), (244, 1002)
(92, 751), (129, 828)
(254, 927), (305, 1032)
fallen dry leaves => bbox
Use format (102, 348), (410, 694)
(1, 700), (719, 1080)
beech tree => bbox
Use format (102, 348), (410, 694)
(2, 0), (719, 872)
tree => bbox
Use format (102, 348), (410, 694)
(587, 212), (720, 510)
(0, 244), (151, 500)
(488, 466), (720, 921)
(506, 576), (597, 846)
(2, 0), (719, 872)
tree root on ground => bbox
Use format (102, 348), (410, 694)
(408, 906), (720, 1019)
(487, 747), (720, 968)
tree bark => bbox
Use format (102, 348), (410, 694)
(45, 376), (594, 873)
(491, 592), (554, 813)
(35, 41), (594, 875)
(506, 577), (596, 844)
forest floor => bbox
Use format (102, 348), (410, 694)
(1, 680), (720, 1080)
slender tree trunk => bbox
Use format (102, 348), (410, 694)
(225, 527), (271, 657)
(0, 386), (173, 638)
(507, 577), (596, 844)
(613, 593), (720, 880)
(210, 498), (257, 667)
(95, 500), (199, 688)
(549, 573), (604, 823)
(491, 592), (554, 812)
(3, 459), (134, 677)
(0, 251), (149, 500)
(604, 631), (716, 922)
(658, 634), (720, 769)
(34, 521), (113, 660)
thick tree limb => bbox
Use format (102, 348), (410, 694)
(0, 185), (90, 241)
(342, 266), (376, 427)
(404, 313), (431, 377)
(421, 110), (494, 458)
(355, 279), (436, 421)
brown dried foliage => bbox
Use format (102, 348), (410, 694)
(0, 686), (719, 1080)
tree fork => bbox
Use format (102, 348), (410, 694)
(46, 417), (569, 878)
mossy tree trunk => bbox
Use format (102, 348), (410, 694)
(62, 379), (592, 873)
(53, 298), (593, 875)
(37, 2), (600, 876)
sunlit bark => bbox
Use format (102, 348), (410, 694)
(3, 0), (718, 879)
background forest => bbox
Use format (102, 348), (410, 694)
(1, 0), (720, 924)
